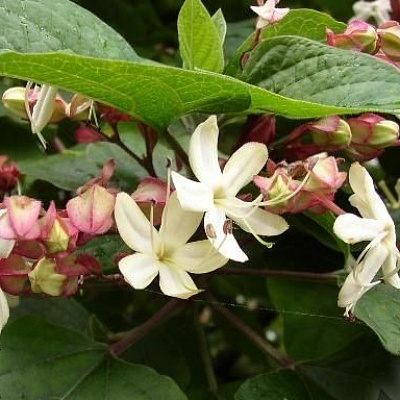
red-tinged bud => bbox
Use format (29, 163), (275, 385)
(132, 177), (168, 226)
(98, 104), (131, 125)
(28, 257), (66, 296)
(347, 113), (399, 148)
(0, 156), (21, 193)
(66, 185), (116, 235)
(0, 254), (31, 295)
(0, 196), (41, 240)
(236, 115), (276, 149)
(374, 50), (400, 67)
(66, 94), (93, 121)
(309, 116), (352, 148)
(304, 154), (347, 193)
(327, 21), (379, 54)
(75, 124), (104, 144)
(378, 21), (400, 61)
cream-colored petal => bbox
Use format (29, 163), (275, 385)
(171, 240), (228, 274)
(0, 238), (15, 258)
(115, 192), (159, 254)
(333, 213), (386, 244)
(159, 192), (203, 251)
(119, 253), (159, 290)
(158, 264), (201, 299)
(204, 207), (248, 262)
(381, 253), (400, 288)
(349, 162), (392, 222)
(220, 197), (288, 236)
(189, 116), (223, 188)
(222, 143), (268, 197)
(171, 172), (214, 212)
(0, 288), (9, 334)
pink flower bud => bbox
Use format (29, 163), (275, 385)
(0, 196), (41, 240)
(327, 20), (379, 53)
(0, 254), (31, 295)
(309, 116), (352, 148)
(235, 115), (276, 149)
(66, 185), (116, 235)
(98, 104), (131, 125)
(0, 156), (21, 193)
(132, 177), (168, 226)
(74, 124), (105, 144)
(347, 113), (399, 149)
(378, 21), (400, 61)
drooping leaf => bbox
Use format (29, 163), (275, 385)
(355, 284), (400, 355)
(226, 9), (346, 76)
(0, 52), (400, 132)
(0, 316), (187, 399)
(241, 36), (400, 111)
(0, 0), (139, 60)
(178, 0), (224, 72)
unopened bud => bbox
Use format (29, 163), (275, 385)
(309, 116), (352, 148)
(347, 113), (399, 148)
(28, 257), (66, 296)
(327, 20), (379, 54)
(378, 21), (400, 61)
(66, 94), (93, 121)
(0, 254), (31, 295)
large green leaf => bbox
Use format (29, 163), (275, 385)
(241, 36), (400, 111)
(355, 284), (400, 355)
(18, 142), (147, 191)
(225, 9), (346, 76)
(0, 0), (138, 60)
(0, 52), (399, 131)
(178, 0), (224, 73)
(268, 278), (365, 360)
(0, 316), (187, 399)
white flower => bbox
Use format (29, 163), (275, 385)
(0, 288), (9, 335)
(351, 0), (391, 24)
(115, 191), (228, 299)
(250, 0), (290, 30)
(171, 116), (288, 262)
(333, 162), (400, 317)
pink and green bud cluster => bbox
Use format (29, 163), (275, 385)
(377, 21), (400, 61)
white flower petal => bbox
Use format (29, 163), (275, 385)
(222, 143), (268, 197)
(349, 162), (392, 222)
(115, 192), (159, 254)
(171, 240), (228, 274)
(172, 172), (214, 212)
(159, 192), (203, 251)
(204, 207), (248, 262)
(119, 253), (160, 289)
(381, 253), (400, 288)
(189, 115), (223, 188)
(158, 264), (201, 299)
(333, 213), (386, 244)
(0, 288), (9, 334)
(221, 197), (288, 236)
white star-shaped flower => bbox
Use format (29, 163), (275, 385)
(172, 116), (288, 263)
(334, 162), (400, 317)
(351, 0), (391, 24)
(115, 191), (228, 299)
(250, 0), (290, 30)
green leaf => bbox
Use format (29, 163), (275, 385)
(241, 36), (400, 111)
(178, 0), (224, 72)
(18, 142), (147, 191)
(268, 278), (365, 360)
(1, 52), (400, 131)
(0, 0), (139, 60)
(355, 284), (400, 355)
(0, 317), (187, 399)
(226, 9), (346, 76)
(235, 369), (310, 400)
(212, 9), (227, 45)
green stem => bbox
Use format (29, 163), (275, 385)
(193, 305), (218, 393)
(109, 298), (183, 357)
(207, 294), (294, 369)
